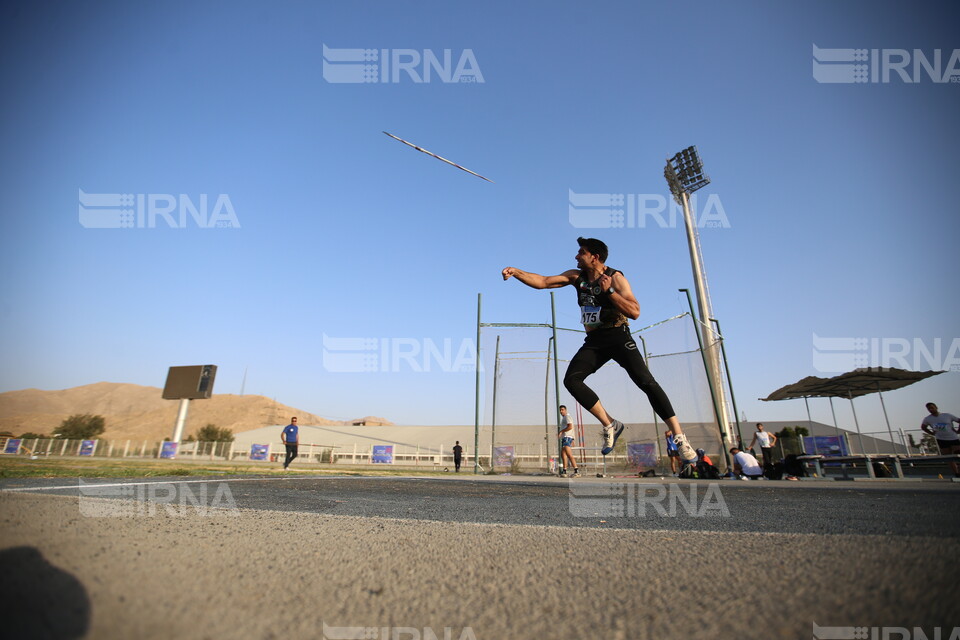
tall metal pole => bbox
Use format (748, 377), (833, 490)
(545, 337), (553, 470)
(680, 288), (729, 470)
(474, 293), (482, 474)
(637, 334), (661, 460)
(710, 318), (743, 449)
(550, 292), (562, 467)
(679, 191), (732, 447)
(490, 336), (501, 469)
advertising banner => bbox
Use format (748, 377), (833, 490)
(803, 435), (848, 456)
(493, 446), (514, 467)
(627, 442), (657, 468)
(372, 445), (394, 464)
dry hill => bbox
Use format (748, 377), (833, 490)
(0, 382), (392, 441)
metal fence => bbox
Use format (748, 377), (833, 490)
(1, 428), (950, 471)
(0, 436), (703, 473)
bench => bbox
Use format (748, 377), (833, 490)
(798, 454), (960, 479)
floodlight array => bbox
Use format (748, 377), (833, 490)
(664, 145), (711, 201)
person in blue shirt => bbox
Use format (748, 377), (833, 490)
(281, 417), (299, 470)
(664, 429), (680, 476)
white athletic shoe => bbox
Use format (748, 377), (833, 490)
(601, 420), (625, 456)
(671, 432), (697, 463)
(602, 425), (615, 450)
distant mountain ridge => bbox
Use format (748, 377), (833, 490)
(0, 382), (392, 441)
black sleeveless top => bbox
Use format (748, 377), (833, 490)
(574, 267), (628, 330)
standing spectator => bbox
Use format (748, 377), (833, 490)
(453, 441), (464, 473)
(921, 403), (960, 477)
(558, 405), (580, 477)
(664, 429), (681, 476)
(730, 447), (763, 479)
(281, 417), (299, 470)
(747, 423), (777, 468)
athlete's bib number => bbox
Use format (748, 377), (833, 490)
(581, 305), (601, 327)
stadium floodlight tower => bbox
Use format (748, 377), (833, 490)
(664, 147), (733, 447)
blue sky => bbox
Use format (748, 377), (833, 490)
(1, 0), (957, 438)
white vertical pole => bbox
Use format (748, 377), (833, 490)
(848, 392), (866, 454)
(877, 385), (897, 453)
(171, 398), (190, 443)
(123, 440), (130, 458)
(828, 397), (843, 451)
(680, 190), (732, 446)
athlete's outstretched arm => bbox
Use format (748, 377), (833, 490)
(502, 267), (577, 290)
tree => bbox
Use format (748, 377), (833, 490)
(195, 424), (234, 442)
(19, 432), (47, 439)
(776, 426), (810, 438)
(56, 414), (105, 439)
(908, 432), (938, 455)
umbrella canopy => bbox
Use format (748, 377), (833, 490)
(762, 368), (944, 402)
(761, 367), (945, 455)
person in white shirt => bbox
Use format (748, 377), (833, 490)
(747, 423), (777, 468)
(729, 447), (763, 479)
(920, 403), (960, 477)
(558, 405), (580, 477)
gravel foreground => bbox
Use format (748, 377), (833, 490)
(0, 491), (956, 640)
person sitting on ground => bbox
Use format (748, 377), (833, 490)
(730, 446), (763, 479)
(695, 448), (721, 480)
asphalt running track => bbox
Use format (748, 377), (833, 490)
(1, 475), (958, 639)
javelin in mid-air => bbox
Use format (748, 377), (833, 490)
(382, 131), (493, 183)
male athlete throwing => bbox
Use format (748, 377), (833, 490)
(502, 237), (697, 465)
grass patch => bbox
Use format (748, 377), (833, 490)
(0, 458), (477, 479)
